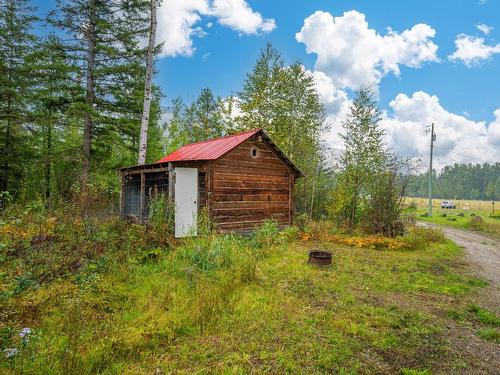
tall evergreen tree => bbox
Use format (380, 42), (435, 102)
(48, 0), (151, 186)
(0, 0), (38, 197)
(29, 34), (82, 201)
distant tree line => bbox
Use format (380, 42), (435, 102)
(407, 163), (500, 200)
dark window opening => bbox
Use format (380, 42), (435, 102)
(251, 147), (258, 158)
(198, 172), (206, 209)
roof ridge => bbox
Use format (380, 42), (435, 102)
(181, 128), (261, 147)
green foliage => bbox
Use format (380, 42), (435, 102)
(0, 0), (38, 197)
(251, 219), (280, 249)
(331, 88), (409, 236)
(0, 208), (492, 373)
(237, 44), (330, 217)
(165, 88), (229, 154)
(403, 227), (446, 250)
(148, 194), (174, 234)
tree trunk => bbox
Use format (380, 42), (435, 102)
(2, 106), (11, 193)
(45, 117), (52, 202)
(137, 0), (157, 165)
(82, 0), (96, 185)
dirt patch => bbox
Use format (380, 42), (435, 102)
(420, 223), (500, 315)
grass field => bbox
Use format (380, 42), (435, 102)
(405, 197), (500, 239)
(1, 213), (499, 374)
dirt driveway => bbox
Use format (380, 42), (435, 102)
(440, 227), (500, 286)
(420, 223), (499, 314)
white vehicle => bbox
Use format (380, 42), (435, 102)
(441, 201), (456, 209)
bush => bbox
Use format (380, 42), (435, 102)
(469, 216), (484, 231)
(148, 194), (175, 235)
(251, 219), (280, 249)
(403, 227), (445, 250)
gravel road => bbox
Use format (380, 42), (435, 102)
(439, 226), (499, 286)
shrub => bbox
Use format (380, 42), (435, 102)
(251, 219), (280, 249)
(294, 213), (309, 231)
(148, 194), (175, 235)
(403, 227), (445, 250)
(469, 216), (484, 231)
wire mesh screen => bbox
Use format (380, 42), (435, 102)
(145, 172), (169, 218)
(123, 174), (141, 218)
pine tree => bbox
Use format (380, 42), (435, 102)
(0, 0), (38, 197)
(191, 88), (224, 141)
(30, 34), (82, 202)
(48, 0), (151, 186)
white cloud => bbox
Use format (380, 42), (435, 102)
(308, 70), (350, 118)
(489, 109), (500, 148)
(157, 0), (275, 57)
(477, 23), (493, 35)
(295, 10), (438, 90)
(449, 34), (500, 66)
(210, 0), (276, 34)
(157, 0), (209, 57)
(381, 91), (500, 169)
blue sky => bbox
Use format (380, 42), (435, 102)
(32, 0), (500, 167)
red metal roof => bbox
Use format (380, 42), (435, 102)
(156, 129), (261, 163)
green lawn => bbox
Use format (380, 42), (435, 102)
(2, 219), (498, 374)
(407, 208), (500, 239)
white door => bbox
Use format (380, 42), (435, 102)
(174, 167), (198, 238)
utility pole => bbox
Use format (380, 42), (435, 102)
(428, 123), (436, 217)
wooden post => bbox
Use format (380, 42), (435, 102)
(207, 167), (212, 219)
(168, 162), (174, 201)
(289, 174), (294, 225)
(119, 172), (125, 219)
(139, 172), (145, 223)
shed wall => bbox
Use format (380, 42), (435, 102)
(209, 138), (294, 232)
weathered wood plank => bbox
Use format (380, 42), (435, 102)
(213, 193), (289, 202)
(211, 165), (290, 177)
(212, 158), (288, 171)
(212, 200), (289, 209)
(212, 181), (289, 190)
(212, 174), (289, 184)
(214, 213), (288, 223)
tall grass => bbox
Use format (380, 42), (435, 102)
(0, 211), (295, 373)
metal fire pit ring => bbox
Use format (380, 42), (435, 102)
(308, 250), (332, 266)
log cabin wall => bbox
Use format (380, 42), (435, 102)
(209, 137), (294, 232)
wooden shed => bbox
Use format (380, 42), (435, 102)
(118, 129), (303, 237)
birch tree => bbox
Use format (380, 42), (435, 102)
(138, 0), (158, 165)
